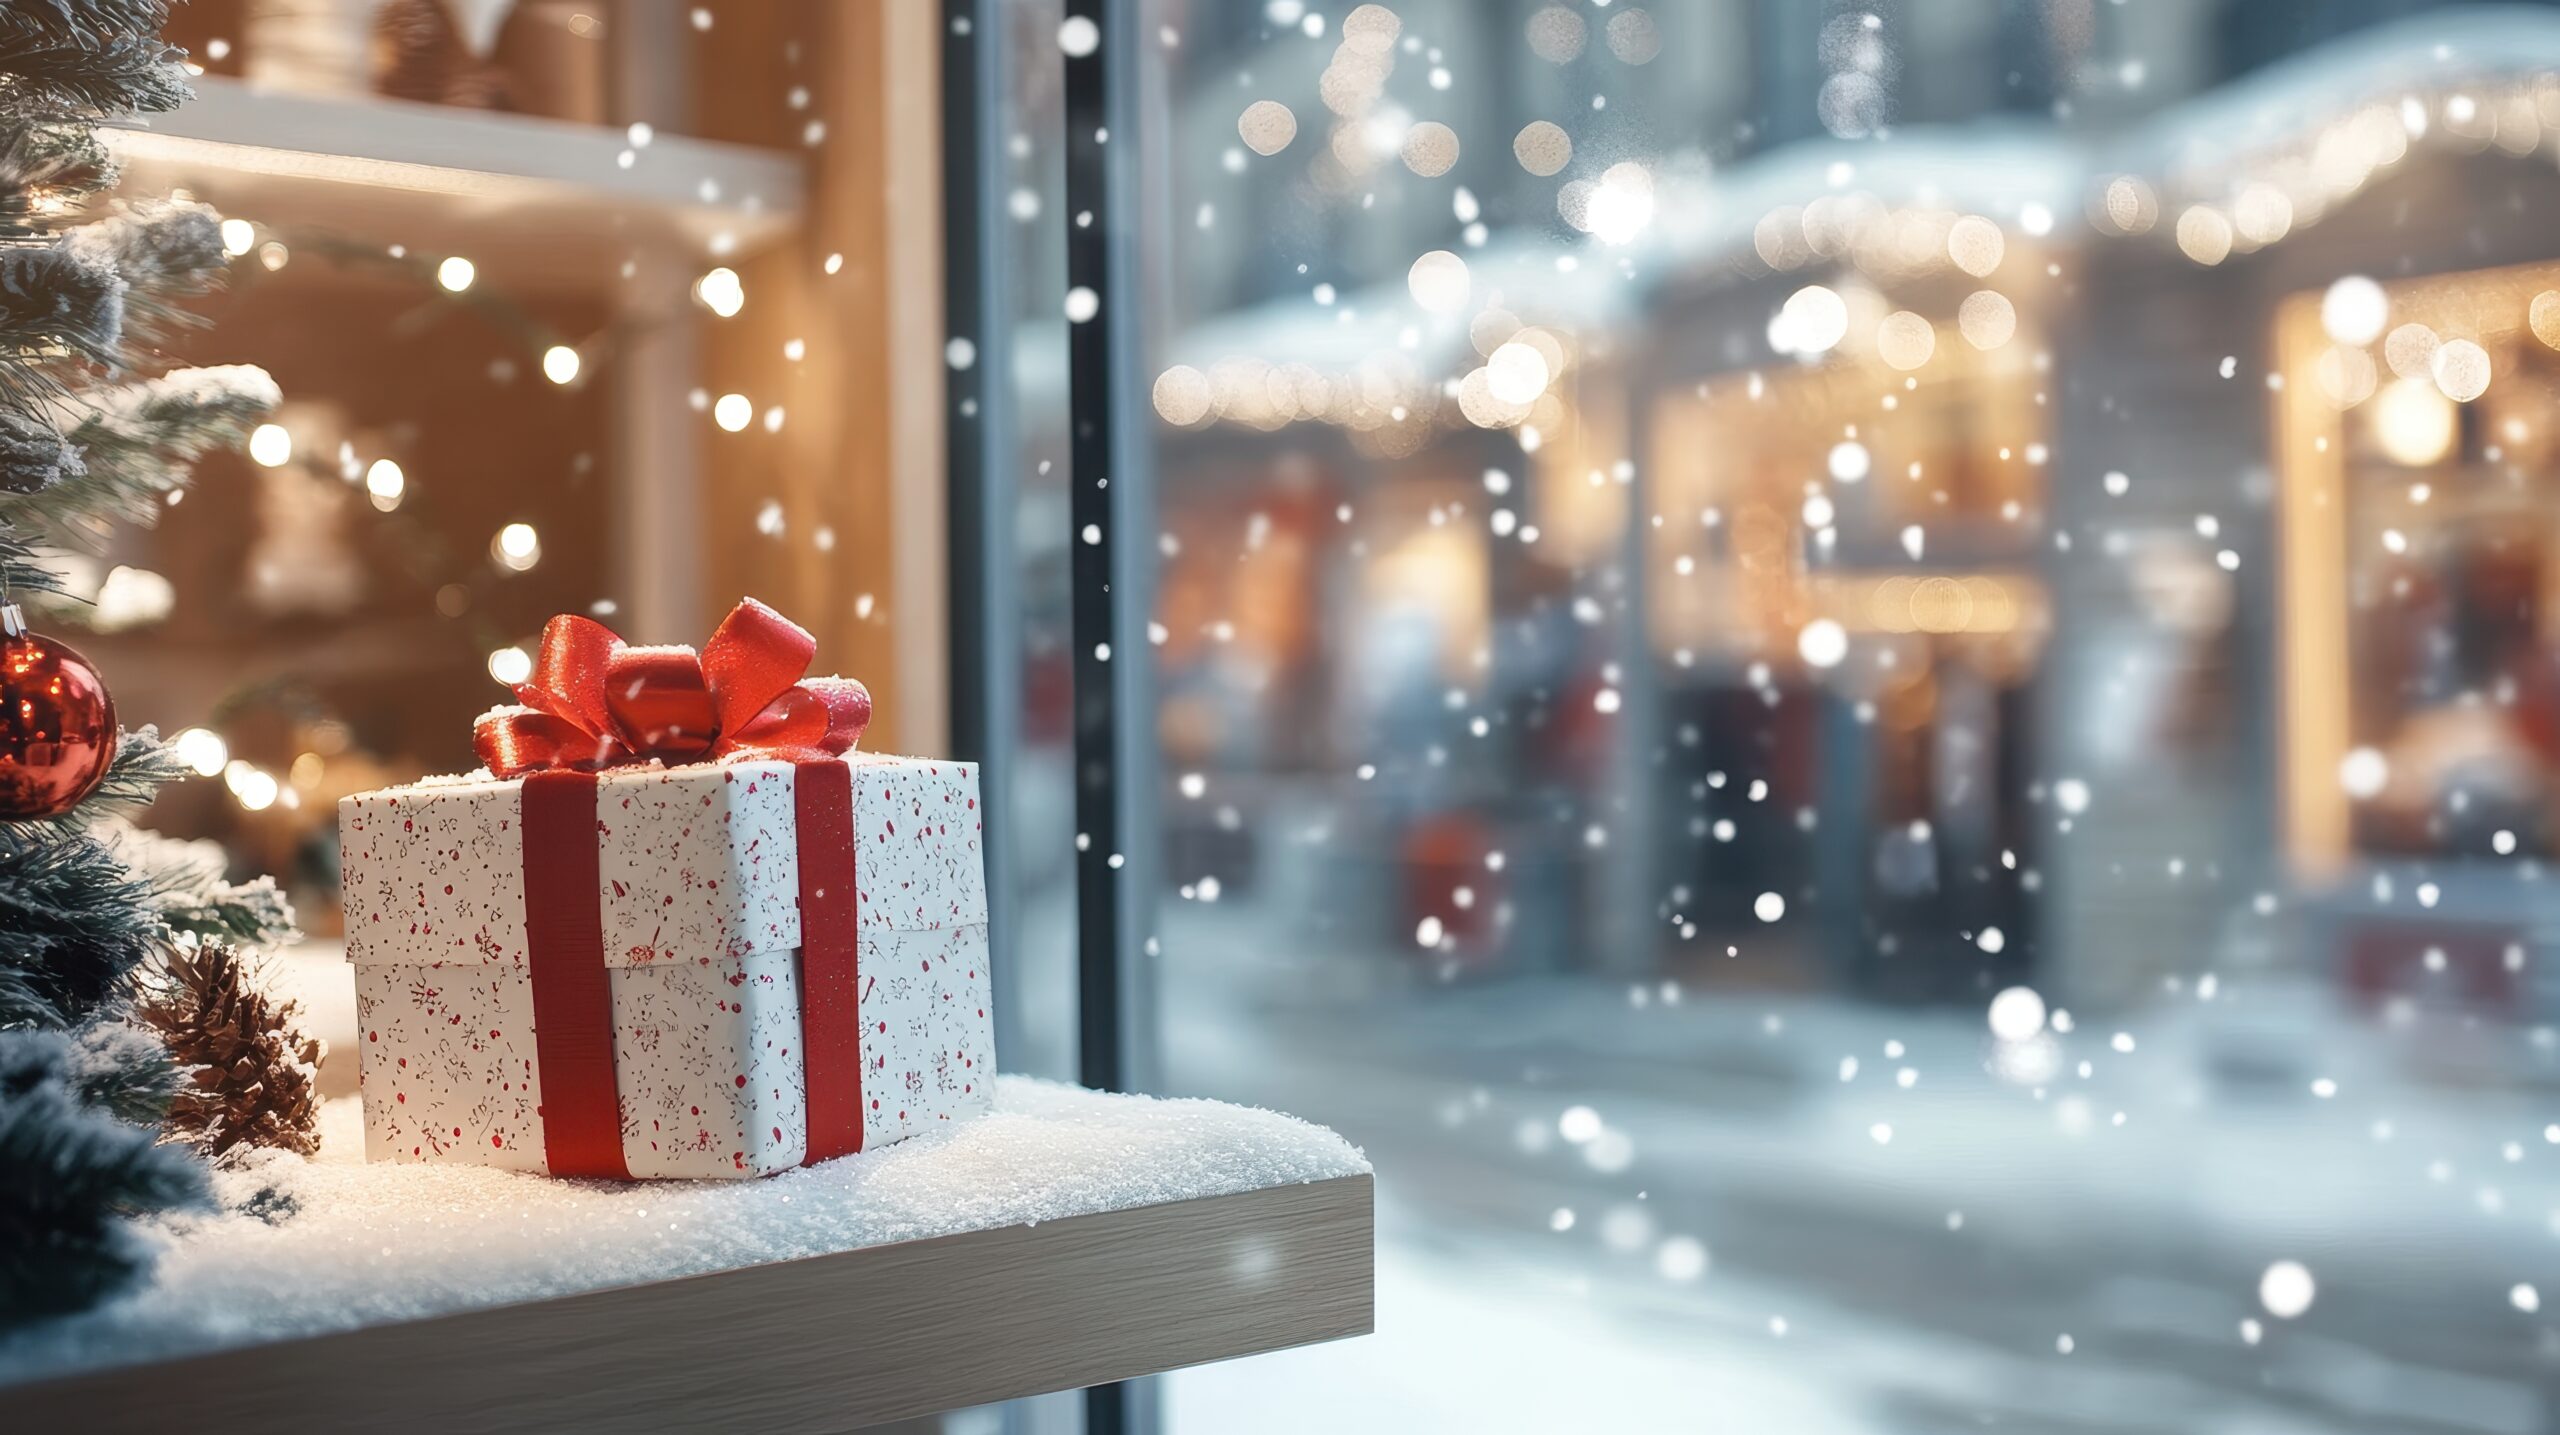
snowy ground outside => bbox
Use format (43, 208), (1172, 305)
(1135, 895), (2560, 1435)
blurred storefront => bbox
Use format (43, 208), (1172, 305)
(1144, 11), (2560, 1039)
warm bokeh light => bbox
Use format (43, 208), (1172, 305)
(493, 522), (541, 571)
(222, 760), (278, 811)
(2175, 205), (2233, 264)
(695, 266), (745, 317)
(170, 727), (228, 777)
(2371, 376), (2458, 465)
(246, 422), (291, 467)
(364, 458), (404, 511)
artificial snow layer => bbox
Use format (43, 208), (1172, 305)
(0, 1077), (1368, 1385)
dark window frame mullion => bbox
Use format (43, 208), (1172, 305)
(941, 0), (1026, 1077)
(1064, 0), (1159, 1429)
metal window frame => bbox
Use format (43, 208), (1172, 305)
(941, 0), (1022, 1079)
(946, 1), (1158, 1430)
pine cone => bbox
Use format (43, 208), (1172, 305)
(137, 940), (322, 1158)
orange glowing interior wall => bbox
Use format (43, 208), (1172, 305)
(2273, 294), (2353, 878)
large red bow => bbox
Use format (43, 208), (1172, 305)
(473, 599), (872, 779)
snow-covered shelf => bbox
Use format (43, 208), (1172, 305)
(103, 76), (803, 289)
(0, 1079), (1373, 1432)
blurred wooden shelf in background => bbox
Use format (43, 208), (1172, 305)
(106, 74), (803, 292)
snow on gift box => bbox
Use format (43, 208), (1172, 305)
(338, 599), (991, 1179)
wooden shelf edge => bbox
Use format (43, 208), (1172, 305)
(11, 1173), (1376, 1433)
(100, 76), (804, 286)
(113, 75), (804, 220)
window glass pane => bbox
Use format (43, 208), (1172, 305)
(1110, 3), (2560, 1429)
(975, 0), (1083, 1087)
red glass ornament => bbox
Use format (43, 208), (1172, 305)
(0, 603), (118, 820)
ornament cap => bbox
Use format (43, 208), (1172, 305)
(0, 602), (21, 638)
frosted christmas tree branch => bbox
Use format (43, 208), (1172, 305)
(0, 515), (65, 597)
(0, 1029), (207, 1327)
(99, 819), (301, 952)
(0, 0), (268, 1326)
(38, 726), (188, 830)
(0, 824), (160, 1031)
(3, 365), (279, 544)
(0, 2), (187, 125)
(0, 243), (125, 376)
(0, 122), (111, 239)
(64, 199), (225, 343)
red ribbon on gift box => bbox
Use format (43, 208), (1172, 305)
(503, 599), (875, 1178)
(475, 598), (872, 778)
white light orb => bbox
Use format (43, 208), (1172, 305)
(365, 458), (405, 507)
(1877, 310), (1936, 371)
(1586, 162), (1656, 246)
(1776, 285), (1849, 356)
(247, 422), (292, 468)
(1407, 249), (1471, 314)
(1947, 215), (2005, 277)
(1486, 341), (1551, 405)
(2431, 338), (2491, 402)
(1400, 120), (1459, 177)
(2321, 275), (2389, 346)
(1513, 120), (1572, 176)
(1754, 891), (1786, 923)
(2175, 206), (2233, 265)
(224, 761), (279, 812)
(2372, 377), (2457, 466)
(487, 645), (534, 685)
(1797, 618), (1848, 669)
(2383, 322), (2440, 380)
(493, 522), (541, 571)
(1238, 100), (1297, 156)
(541, 345), (581, 385)
(2260, 1260), (2316, 1319)
(695, 266), (744, 317)
(1828, 440), (1871, 483)
(2532, 291), (2560, 350)
(713, 393), (754, 432)
(1152, 365), (1214, 426)
(1987, 986), (2047, 1041)
(436, 256), (476, 292)
(1959, 290), (2017, 350)
(2339, 745), (2390, 800)
(171, 727), (229, 777)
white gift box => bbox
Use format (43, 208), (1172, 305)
(339, 753), (993, 1179)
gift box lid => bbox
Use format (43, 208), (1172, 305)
(340, 754), (985, 969)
